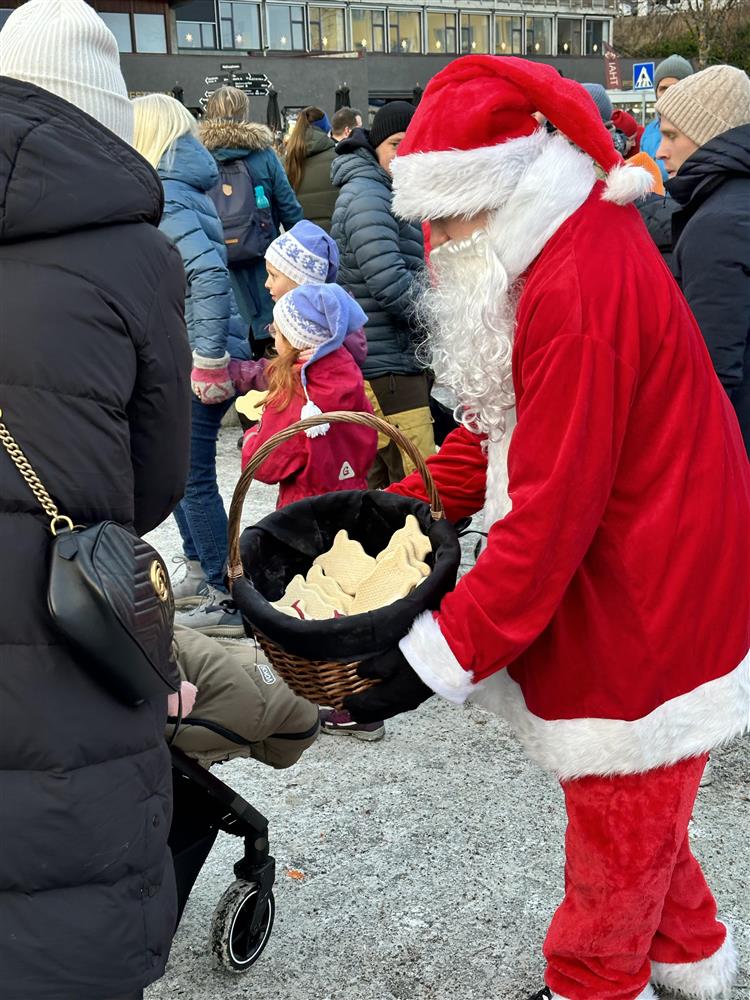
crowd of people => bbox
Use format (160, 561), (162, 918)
(0, 0), (749, 998)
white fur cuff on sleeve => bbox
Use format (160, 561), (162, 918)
(399, 611), (476, 704)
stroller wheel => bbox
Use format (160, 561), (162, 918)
(210, 879), (275, 972)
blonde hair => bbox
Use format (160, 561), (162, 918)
(132, 93), (198, 169)
(205, 86), (249, 122)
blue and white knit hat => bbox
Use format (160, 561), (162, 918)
(273, 284), (367, 437)
(265, 220), (339, 286)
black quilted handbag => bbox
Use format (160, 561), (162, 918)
(0, 407), (179, 706)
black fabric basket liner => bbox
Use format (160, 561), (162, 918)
(235, 489), (460, 662)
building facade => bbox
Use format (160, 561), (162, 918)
(0, 0), (624, 116)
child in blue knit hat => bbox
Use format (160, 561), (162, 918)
(229, 221), (366, 394)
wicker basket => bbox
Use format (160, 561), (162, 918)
(227, 411), (444, 708)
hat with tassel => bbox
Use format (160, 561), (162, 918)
(272, 284), (367, 438)
(391, 54), (653, 222)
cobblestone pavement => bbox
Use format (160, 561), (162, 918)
(145, 425), (750, 1000)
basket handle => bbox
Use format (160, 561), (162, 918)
(227, 410), (443, 584)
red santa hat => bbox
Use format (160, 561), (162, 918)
(392, 55), (653, 221)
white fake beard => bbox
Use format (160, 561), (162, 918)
(414, 229), (516, 443)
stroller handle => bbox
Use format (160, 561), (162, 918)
(227, 410), (444, 583)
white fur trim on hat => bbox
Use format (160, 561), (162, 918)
(651, 925), (738, 1000)
(392, 129), (652, 222)
(0, 0), (133, 144)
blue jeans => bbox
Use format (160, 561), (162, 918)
(174, 396), (232, 590)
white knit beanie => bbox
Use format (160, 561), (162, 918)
(0, 0), (133, 144)
(656, 65), (750, 148)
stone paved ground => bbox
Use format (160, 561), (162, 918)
(145, 425), (750, 1000)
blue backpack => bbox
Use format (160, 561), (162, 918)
(209, 160), (274, 265)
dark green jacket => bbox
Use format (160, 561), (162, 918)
(294, 126), (337, 233)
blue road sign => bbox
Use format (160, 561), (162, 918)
(633, 61), (655, 90)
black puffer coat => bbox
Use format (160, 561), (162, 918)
(331, 130), (425, 380)
(668, 124), (750, 456)
(0, 78), (191, 998)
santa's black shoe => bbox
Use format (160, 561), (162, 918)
(526, 989), (551, 1000)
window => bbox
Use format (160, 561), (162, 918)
(460, 13), (489, 54)
(177, 20), (217, 49)
(388, 9), (421, 53)
(176, 0), (216, 19)
(426, 11), (456, 53)
(495, 14), (523, 54)
(585, 18), (609, 54)
(99, 12), (133, 52)
(268, 4), (306, 49)
(352, 8), (385, 51)
(526, 15), (552, 54)
(134, 13), (167, 53)
(309, 6), (346, 51)
(220, 2), (262, 49)
(557, 18), (582, 55)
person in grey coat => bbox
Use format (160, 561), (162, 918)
(0, 4), (191, 998)
(331, 102), (434, 490)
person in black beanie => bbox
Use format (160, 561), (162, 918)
(326, 98), (433, 738)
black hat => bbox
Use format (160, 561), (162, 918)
(369, 100), (416, 150)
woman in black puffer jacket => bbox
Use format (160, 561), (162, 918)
(0, 6), (191, 997)
(331, 102), (434, 487)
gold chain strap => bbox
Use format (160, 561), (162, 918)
(0, 407), (73, 535)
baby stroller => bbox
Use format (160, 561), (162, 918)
(169, 746), (276, 972)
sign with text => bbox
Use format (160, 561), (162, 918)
(221, 62), (242, 71)
(603, 43), (622, 91)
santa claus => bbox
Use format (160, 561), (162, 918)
(344, 56), (750, 1000)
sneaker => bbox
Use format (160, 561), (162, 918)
(171, 557), (208, 607)
(174, 585), (246, 638)
(318, 707), (385, 742)
(526, 989), (552, 1000)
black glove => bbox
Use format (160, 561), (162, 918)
(343, 646), (434, 723)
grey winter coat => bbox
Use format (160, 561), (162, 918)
(331, 131), (425, 380)
(0, 79), (191, 998)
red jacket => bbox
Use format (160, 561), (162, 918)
(241, 348), (377, 507)
(393, 186), (750, 778)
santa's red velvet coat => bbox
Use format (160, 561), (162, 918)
(393, 184), (750, 779)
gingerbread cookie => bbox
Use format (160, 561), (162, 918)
(350, 546), (425, 615)
(313, 530), (376, 596)
(306, 564), (354, 613)
(376, 514), (432, 564)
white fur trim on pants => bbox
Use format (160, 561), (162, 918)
(399, 611), (750, 779)
(651, 925), (738, 1000)
(552, 987), (657, 1000)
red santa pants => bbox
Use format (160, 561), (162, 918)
(543, 754), (730, 1000)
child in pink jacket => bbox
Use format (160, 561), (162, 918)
(241, 283), (377, 507)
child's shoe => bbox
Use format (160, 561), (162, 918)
(174, 586), (245, 638)
(318, 707), (385, 741)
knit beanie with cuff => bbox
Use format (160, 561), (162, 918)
(369, 100), (417, 150)
(655, 65), (750, 148)
(266, 221), (340, 285)
(655, 54), (694, 91)
(0, 0), (133, 144)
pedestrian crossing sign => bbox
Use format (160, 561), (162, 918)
(633, 61), (655, 91)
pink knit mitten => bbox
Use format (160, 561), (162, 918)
(191, 352), (234, 404)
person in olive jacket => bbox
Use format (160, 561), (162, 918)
(656, 65), (750, 456)
(284, 106), (338, 232)
(331, 102), (435, 488)
(0, 4), (191, 998)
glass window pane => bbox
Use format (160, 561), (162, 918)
(98, 12), (133, 53)
(584, 18), (608, 54)
(178, 20), (217, 49)
(495, 15), (523, 54)
(220, 3), (261, 49)
(352, 8), (386, 52)
(309, 6), (345, 50)
(388, 10), (421, 53)
(426, 11), (456, 54)
(526, 15), (552, 54)
(460, 13), (489, 54)
(268, 4), (305, 50)
(557, 18), (582, 55)
(178, 0), (216, 19)
(134, 13), (167, 53)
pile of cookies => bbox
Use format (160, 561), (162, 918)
(272, 515), (432, 620)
